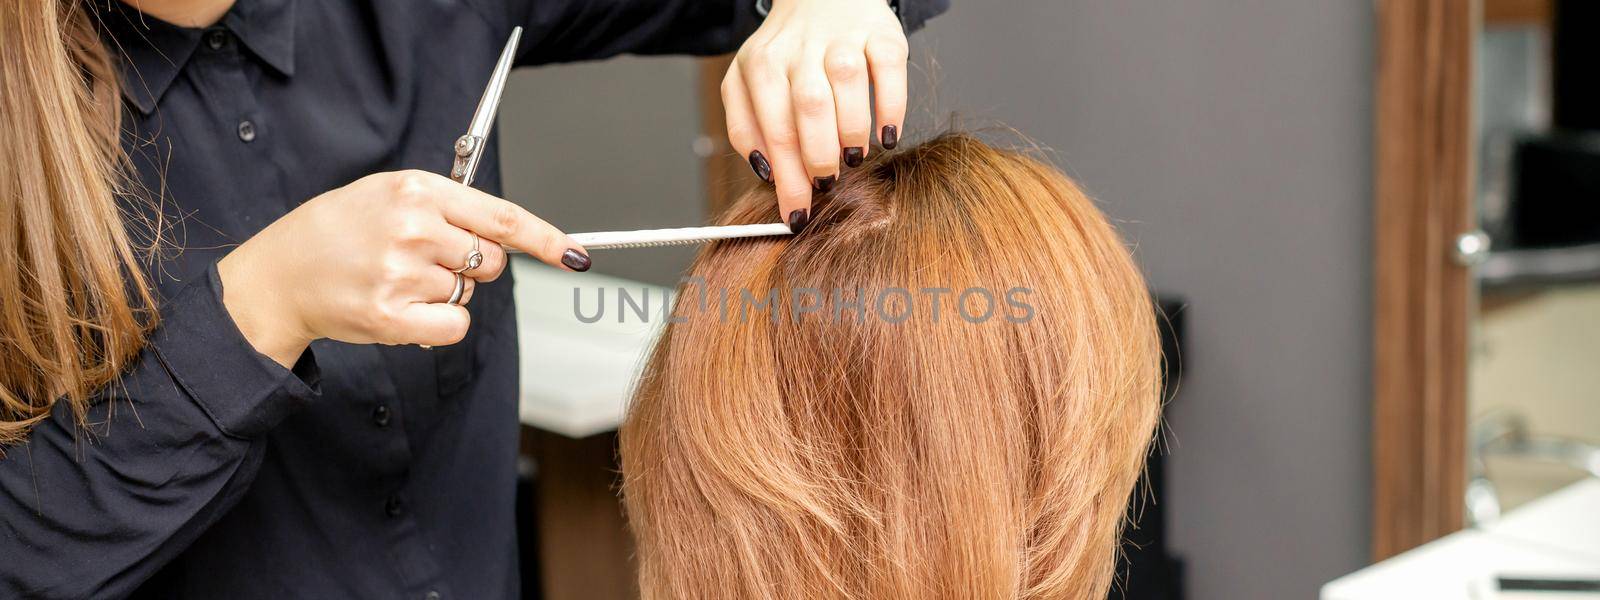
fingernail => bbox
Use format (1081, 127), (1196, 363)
(842, 147), (864, 168)
(748, 150), (773, 183)
(788, 209), (810, 233)
(881, 125), (899, 150)
(813, 175), (836, 192)
(561, 249), (591, 272)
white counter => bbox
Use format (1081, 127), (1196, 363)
(1322, 478), (1600, 599)
(511, 257), (670, 438)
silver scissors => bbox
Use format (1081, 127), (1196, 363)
(451, 27), (521, 188)
(423, 28), (520, 348)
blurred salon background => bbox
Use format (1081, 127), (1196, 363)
(498, 1), (1600, 598)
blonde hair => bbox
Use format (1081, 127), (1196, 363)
(0, 0), (155, 447)
(620, 133), (1161, 599)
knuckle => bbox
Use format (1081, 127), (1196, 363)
(478, 253), (506, 282)
(542, 235), (564, 261)
(764, 127), (799, 149)
(823, 53), (865, 81)
(756, 45), (786, 67)
(725, 121), (758, 146)
(792, 84), (831, 112)
(796, 99), (831, 119)
(738, 46), (774, 72)
(778, 178), (812, 199)
(868, 36), (909, 62)
(377, 255), (411, 284)
(488, 203), (524, 240)
(390, 171), (433, 206)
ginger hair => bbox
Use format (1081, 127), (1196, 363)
(620, 133), (1161, 599)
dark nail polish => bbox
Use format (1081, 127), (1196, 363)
(813, 175), (836, 192)
(842, 146), (864, 168)
(561, 249), (591, 272)
(748, 150), (773, 183)
(881, 125), (899, 149)
(788, 209), (810, 233)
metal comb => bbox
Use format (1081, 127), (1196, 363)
(503, 222), (794, 252)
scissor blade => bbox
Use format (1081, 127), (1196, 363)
(466, 27), (522, 140)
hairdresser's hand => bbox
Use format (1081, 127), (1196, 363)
(724, 0), (907, 229)
(218, 170), (590, 367)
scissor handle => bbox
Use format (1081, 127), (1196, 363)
(451, 134), (485, 187)
(449, 28), (520, 188)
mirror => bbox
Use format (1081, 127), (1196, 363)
(1467, 0), (1600, 522)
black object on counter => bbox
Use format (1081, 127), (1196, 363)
(1508, 133), (1600, 249)
(1482, 1), (1600, 288)
(1552, 0), (1599, 131)
(1499, 577), (1600, 593)
(1500, 0), (1600, 252)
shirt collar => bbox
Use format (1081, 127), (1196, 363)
(224, 0), (297, 78)
(100, 0), (297, 115)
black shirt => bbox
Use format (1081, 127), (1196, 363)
(0, 0), (946, 598)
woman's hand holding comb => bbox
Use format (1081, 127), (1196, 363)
(722, 0), (909, 232)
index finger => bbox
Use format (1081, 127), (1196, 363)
(865, 33), (908, 149)
(433, 181), (591, 272)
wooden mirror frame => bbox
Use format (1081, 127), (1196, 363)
(1370, 0), (1477, 560)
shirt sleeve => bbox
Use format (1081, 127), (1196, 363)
(0, 263), (319, 599)
(897, 0), (951, 33)
(499, 0), (951, 66)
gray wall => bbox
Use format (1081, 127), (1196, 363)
(502, 1), (1376, 596)
(911, 2), (1375, 598)
(501, 56), (704, 286)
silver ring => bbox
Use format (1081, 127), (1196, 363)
(420, 271), (467, 350)
(453, 235), (484, 274)
(447, 272), (466, 305)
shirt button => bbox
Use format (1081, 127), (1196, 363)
(237, 120), (256, 143)
(371, 404), (391, 428)
(384, 495), (405, 518)
(204, 28), (228, 51)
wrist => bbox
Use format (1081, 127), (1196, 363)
(218, 247), (313, 368)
